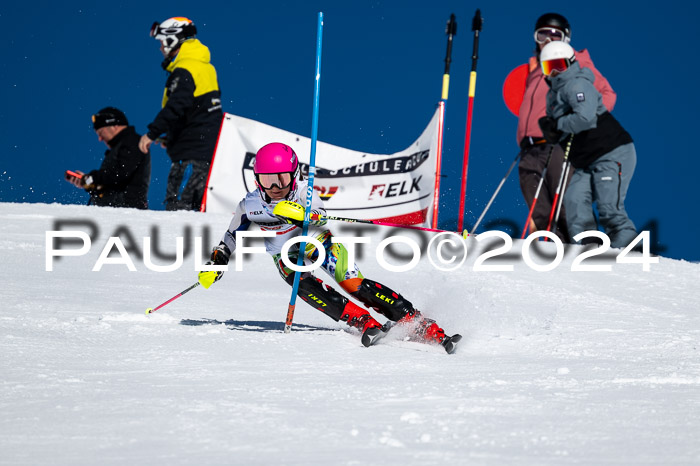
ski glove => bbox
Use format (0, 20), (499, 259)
(198, 246), (229, 289)
(538, 116), (564, 144)
(273, 201), (306, 227)
(198, 267), (223, 289)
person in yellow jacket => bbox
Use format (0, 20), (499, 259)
(139, 17), (223, 211)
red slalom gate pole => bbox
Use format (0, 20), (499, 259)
(457, 9), (483, 233)
(314, 214), (468, 236)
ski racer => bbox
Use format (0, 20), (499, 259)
(197, 142), (461, 353)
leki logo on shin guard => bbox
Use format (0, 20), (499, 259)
(375, 293), (395, 305)
(307, 294), (327, 307)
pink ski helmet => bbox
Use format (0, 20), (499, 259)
(253, 142), (300, 194)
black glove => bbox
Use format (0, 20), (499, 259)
(538, 116), (563, 144)
(210, 246), (230, 266)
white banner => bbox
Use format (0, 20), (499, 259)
(203, 110), (440, 226)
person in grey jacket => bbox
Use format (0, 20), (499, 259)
(516, 12), (617, 242)
(537, 41), (637, 249)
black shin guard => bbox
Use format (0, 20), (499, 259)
(296, 277), (348, 321)
(351, 278), (415, 322)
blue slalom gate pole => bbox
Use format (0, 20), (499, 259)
(285, 12), (324, 333)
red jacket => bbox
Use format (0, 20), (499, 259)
(516, 49), (617, 145)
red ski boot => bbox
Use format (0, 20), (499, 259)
(340, 301), (385, 347)
(396, 310), (461, 354)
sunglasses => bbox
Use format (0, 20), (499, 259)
(256, 172), (293, 190)
(534, 27), (565, 44)
(541, 58), (571, 76)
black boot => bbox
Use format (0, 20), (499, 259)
(351, 278), (415, 321)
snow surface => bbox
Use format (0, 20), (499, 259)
(1, 202), (699, 465)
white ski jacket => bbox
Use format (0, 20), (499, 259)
(220, 180), (327, 256)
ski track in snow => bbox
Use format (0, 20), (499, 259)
(1, 202), (699, 465)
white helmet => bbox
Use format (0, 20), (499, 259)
(540, 41), (576, 76)
(150, 17), (197, 55)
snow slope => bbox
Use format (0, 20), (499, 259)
(1, 202), (699, 465)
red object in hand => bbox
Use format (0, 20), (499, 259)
(64, 170), (84, 187)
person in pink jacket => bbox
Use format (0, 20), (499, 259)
(517, 13), (617, 242)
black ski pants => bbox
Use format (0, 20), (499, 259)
(518, 142), (571, 243)
(165, 160), (210, 211)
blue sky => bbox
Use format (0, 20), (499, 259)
(2, 1), (698, 261)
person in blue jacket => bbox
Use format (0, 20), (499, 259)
(538, 41), (638, 248)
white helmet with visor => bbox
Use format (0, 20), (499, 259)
(540, 41), (576, 76)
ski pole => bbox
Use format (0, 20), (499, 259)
(286, 12), (324, 334)
(520, 144), (554, 239)
(468, 152), (521, 236)
(544, 135), (573, 239)
(146, 282), (200, 314)
(312, 213), (467, 236)
(547, 136), (574, 239)
(550, 160), (571, 237)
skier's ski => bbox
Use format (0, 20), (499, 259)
(365, 321), (462, 354)
(442, 334), (462, 355)
(361, 326), (388, 347)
